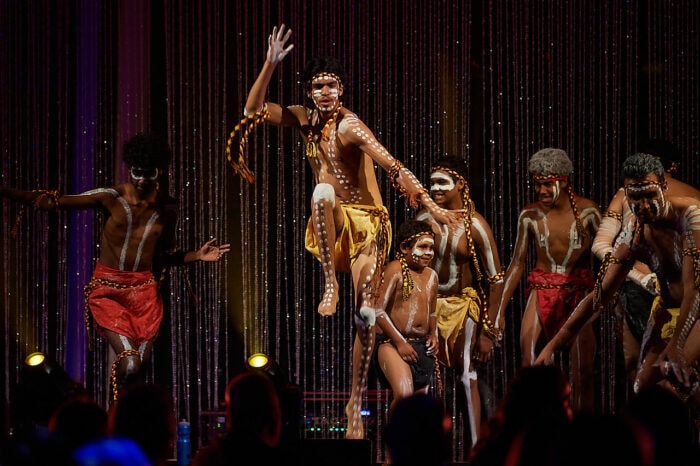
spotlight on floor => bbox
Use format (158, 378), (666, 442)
(25, 351), (46, 367)
(246, 352), (271, 370)
(244, 352), (301, 447)
(11, 351), (85, 433)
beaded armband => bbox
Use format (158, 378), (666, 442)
(225, 104), (271, 183)
(389, 162), (428, 208)
(480, 315), (502, 342)
(604, 210), (623, 221)
(11, 189), (61, 238)
(592, 251), (627, 311)
(388, 161), (403, 186)
(33, 189), (61, 208)
(487, 270), (505, 284)
(682, 247), (700, 287)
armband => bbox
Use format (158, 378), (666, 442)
(389, 162), (427, 209)
(33, 189), (61, 209)
(683, 247), (700, 287)
(480, 315), (502, 343)
(487, 270), (505, 284)
(603, 210), (622, 221)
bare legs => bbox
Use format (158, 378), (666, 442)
(345, 253), (379, 439)
(311, 185), (341, 316)
(523, 292), (595, 412)
(102, 328), (155, 398)
(309, 185), (382, 438)
(456, 320), (480, 446)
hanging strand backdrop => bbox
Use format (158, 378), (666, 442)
(1, 1), (699, 463)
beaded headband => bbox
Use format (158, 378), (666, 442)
(399, 230), (434, 249)
(431, 166), (465, 183)
(533, 174), (568, 182)
(310, 72), (343, 87)
(623, 181), (664, 190)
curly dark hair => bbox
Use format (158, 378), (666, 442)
(622, 153), (665, 183)
(396, 219), (434, 250)
(431, 154), (468, 181)
(122, 133), (172, 169)
(300, 56), (348, 106)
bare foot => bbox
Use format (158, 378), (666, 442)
(344, 402), (364, 439)
(317, 279), (339, 316)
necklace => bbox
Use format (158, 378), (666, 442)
(306, 103), (342, 158)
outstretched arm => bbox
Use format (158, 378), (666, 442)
(184, 238), (230, 263)
(1, 185), (115, 210)
(1, 186), (62, 210)
(244, 24), (295, 124)
(339, 119), (459, 226)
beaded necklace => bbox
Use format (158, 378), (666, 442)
(306, 103), (342, 158)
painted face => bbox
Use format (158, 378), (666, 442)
(130, 166), (159, 194)
(623, 175), (667, 223)
(534, 178), (562, 207)
(407, 235), (435, 269)
(130, 166), (159, 181)
(430, 171), (458, 207)
(310, 74), (341, 113)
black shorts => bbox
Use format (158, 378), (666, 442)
(375, 336), (436, 390)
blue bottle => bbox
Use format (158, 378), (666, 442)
(177, 419), (191, 466)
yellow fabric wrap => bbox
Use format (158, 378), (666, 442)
(305, 204), (391, 273)
(647, 294), (680, 342)
(436, 287), (482, 367)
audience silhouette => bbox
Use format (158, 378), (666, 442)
(384, 393), (452, 466)
(191, 370), (285, 466)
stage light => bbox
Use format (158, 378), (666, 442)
(11, 351), (86, 432)
(247, 352), (270, 370)
(243, 352), (301, 446)
(25, 351), (46, 367)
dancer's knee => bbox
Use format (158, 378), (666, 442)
(357, 306), (376, 327)
(312, 183), (336, 205)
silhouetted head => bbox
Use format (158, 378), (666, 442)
(108, 382), (175, 465)
(225, 371), (282, 448)
(385, 393), (451, 466)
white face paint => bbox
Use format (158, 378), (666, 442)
(411, 237), (435, 264)
(534, 178), (562, 207)
(311, 76), (341, 113)
(624, 181), (666, 223)
(430, 172), (455, 192)
(552, 181), (561, 203)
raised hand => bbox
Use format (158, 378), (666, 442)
(267, 24), (294, 65)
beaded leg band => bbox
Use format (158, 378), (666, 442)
(111, 349), (140, 401)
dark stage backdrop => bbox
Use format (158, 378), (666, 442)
(1, 1), (698, 462)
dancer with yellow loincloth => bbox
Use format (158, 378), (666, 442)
(417, 155), (505, 446)
(233, 25), (459, 439)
